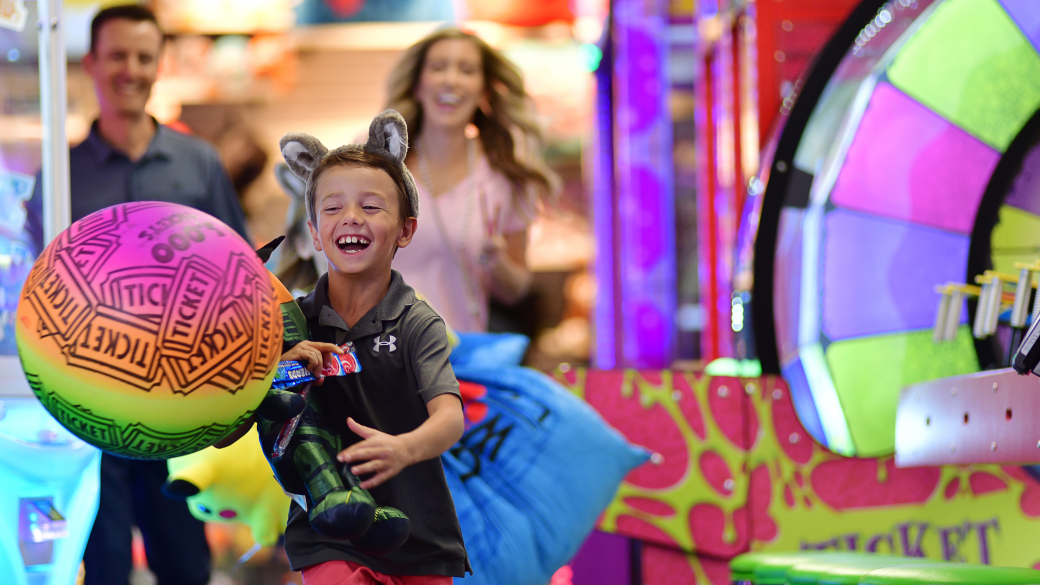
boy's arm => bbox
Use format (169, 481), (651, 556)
(339, 396), (464, 489)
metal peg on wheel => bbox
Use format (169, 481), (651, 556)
(983, 273), (1003, 336)
(933, 285), (952, 343)
(973, 278), (992, 339)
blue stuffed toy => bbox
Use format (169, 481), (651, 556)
(445, 333), (647, 585)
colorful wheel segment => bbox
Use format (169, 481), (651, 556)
(748, 0), (1040, 457)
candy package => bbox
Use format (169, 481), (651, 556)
(269, 342), (361, 461)
(271, 341), (361, 390)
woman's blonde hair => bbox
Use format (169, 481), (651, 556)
(385, 28), (558, 208)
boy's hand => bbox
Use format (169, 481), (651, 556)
(280, 341), (344, 383)
(338, 417), (415, 489)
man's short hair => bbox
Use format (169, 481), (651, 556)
(89, 5), (162, 55)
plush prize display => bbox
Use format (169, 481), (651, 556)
(164, 424), (290, 547)
(15, 202), (282, 459)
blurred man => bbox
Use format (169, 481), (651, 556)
(25, 6), (249, 585)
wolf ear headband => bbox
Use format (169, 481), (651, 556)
(279, 109), (420, 218)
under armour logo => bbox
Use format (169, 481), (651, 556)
(373, 335), (396, 353)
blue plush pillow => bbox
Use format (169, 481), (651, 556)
(444, 363), (647, 585)
(449, 332), (529, 369)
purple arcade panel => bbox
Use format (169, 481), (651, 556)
(1000, 0), (1040, 52)
(829, 82), (1000, 235)
(610, 0), (677, 369)
(570, 531), (631, 585)
(773, 208), (805, 366)
(821, 209), (970, 341)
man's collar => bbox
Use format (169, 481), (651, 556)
(143, 121), (176, 162)
(83, 121), (117, 164)
(83, 117), (173, 164)
(303, 270), (417, 335)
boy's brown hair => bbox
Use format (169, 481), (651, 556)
(305, 150), (416, 228)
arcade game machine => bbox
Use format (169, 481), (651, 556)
(0, 2), (101, 584)
(0, 401), (100, 585)
(563, 1), (1040, 581)
(740, 0), (1040, 459)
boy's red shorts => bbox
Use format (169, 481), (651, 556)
(301, 560), (453, 585)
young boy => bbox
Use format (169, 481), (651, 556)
(276, 111), (470, 583)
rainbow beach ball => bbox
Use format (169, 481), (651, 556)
(15, 202), (282, 459)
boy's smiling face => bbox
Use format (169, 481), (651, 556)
(308, 165), (417, 277)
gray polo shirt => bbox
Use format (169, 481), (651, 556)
(285, 270), (470, 577)
(26, 119), (249, 254)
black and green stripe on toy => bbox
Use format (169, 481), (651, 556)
(256, 237), (411, 554)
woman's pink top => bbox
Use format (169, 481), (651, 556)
(394, 156), (529, 332)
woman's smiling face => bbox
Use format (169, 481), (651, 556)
(415, 38), (485, 131)
(308, 165), (415, 277)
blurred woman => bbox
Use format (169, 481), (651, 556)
(385, 28), (557, 332)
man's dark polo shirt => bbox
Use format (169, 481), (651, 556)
(26, 119), (249, 253)
(284, 270), (470, 577)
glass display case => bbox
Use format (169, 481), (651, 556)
(0, 2), (45, 395)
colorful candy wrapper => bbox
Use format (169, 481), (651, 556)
(270, 342), (360, 460)
(272, 386), (307, 461)
(271, 342), (361, 390)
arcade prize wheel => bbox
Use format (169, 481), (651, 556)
(745, 0), (1040, 457)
